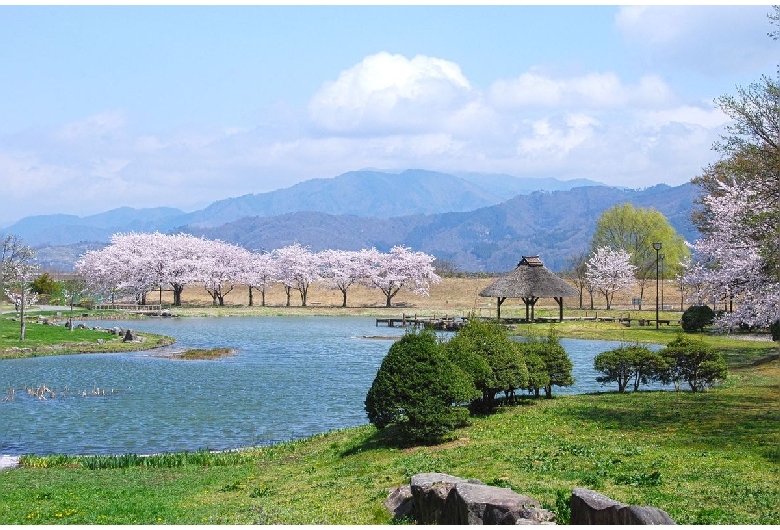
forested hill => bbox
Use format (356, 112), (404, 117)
(183, 183), (700, 273)
(3, 169), (602, 246)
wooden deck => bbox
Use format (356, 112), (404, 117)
(376, 314), (469, 331)
(94, 304), (169, 315)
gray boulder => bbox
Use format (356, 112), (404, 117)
(384, 485), (413, 520)
(410, 472), (469, 524)
(571, 488), (675, 525)
(453, 481), (555, 524)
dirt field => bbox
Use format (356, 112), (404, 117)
(142, 277), (684, 318)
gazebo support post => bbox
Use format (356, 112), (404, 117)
(554, 296), (564, 322)
(496, 297), (506, 321)
(522, 296), (539, 322)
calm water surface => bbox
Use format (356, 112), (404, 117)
(0, 317), (662, 456)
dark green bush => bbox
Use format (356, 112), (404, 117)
(681, 305), (716, 332)
(771, 320), (780, 342)
(443, 319), (528, 410)
(365, 329), (477, 445)
(657, 334), (728, 392)
(594, 345), (664, 393)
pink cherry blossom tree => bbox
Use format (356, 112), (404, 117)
(362, 246), (440, 308)
(683, 182), (780, 330)
(273, 244), (321, 307)
(192, 238), (248, 306)
(240, 251), (278, 307)
(585, 246), (637, 310)
(319, 249), (367, 307)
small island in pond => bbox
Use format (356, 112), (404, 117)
(175, 347), (235, 360)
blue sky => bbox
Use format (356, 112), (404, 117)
(1, 5), (777, 226)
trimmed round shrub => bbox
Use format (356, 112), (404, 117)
(658, 334), (728, 392)
(442, 319), (528, 410)
(365, 329), (477, 445)
(681, 305), (716, 332)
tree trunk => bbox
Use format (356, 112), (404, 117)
(299, 287), (307, 307)
(285, 286), (292, 307)
(248, 285), (254, 307)
(261, 288), (266, 307)
(545, 385), (552, 399)
(385, 293), (392, 308)
(341, 289), (348, 308)
(173, 285), (184, 306)
(19, 289), (26, 341)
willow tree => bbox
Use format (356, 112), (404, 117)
(590, 203), (689, 309)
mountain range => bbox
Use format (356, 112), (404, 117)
(2, 169), (700, 273)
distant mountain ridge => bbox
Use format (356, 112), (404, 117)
(184, 183), (700, 273)
(2, 170), (699, 273)
(3, 169), (604, 246)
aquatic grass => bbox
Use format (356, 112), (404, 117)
(20, 449), (255, 470)
(178, 347), (234, 360)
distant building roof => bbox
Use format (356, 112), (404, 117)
(480, 256), (578, 299)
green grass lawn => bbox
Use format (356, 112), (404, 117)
(0, 313), (174, 358)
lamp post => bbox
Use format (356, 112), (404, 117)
(659, 253), (665, 311)
(653, 242), (662, 329)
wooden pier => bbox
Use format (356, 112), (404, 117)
(93, 304), (169, 315)
(376, 313), (468, 331)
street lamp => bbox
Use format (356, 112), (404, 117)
(653, 242), (662, 329)
(659, 253), (665, 311)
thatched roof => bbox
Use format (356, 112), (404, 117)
(480, 256), (578, 299)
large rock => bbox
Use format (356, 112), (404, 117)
(453, 481), (555, 525)
(410, 472), (470, 524)
(570, 488), (675, 525)
(384, 485), (413, 520)
(408, 473), (553, 525)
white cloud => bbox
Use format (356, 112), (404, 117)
(308, 52), (476, 134)
(0, 52), (732, 226)
(490, 71), (676, 110)
(615, 6), (775, 75)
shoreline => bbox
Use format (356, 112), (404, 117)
(0, 455), (20, 470)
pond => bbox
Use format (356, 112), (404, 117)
(0, 317), (664, 457)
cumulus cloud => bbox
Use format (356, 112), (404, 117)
(490, 71), (676, 110)
(308, 52), (478, 134)
(0, 51), (732, 226)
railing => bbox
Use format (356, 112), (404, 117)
(93, 304), (167, 312)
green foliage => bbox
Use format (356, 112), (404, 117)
(365, 329), (477, 444)
(681, 305), (716, 332)
(594, 345), (664, 393)
(533, 327), (574, 398)
(30, 273), (60, 298)
(519, 343), (550, 398)
(590, 203), (690, 282)
(443, 319), (528, 410)
(658, 334), (729, 392)
(771, 320), (780, 342)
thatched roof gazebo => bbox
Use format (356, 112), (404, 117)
(480, 256), (579, 321)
